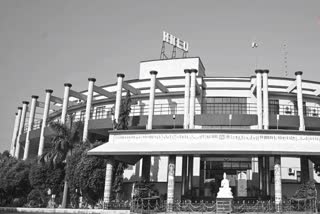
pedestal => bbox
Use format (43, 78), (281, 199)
(216, 198), (233, 214)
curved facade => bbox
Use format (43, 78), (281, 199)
(10, 57), (320, 210)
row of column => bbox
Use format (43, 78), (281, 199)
(103, 70), (198, 210)
(10, 72), (126, 159)
(255, 70), (305, 131)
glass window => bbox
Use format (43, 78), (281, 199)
(203, 97), (247, 114)
(269, 100), (279, 115)
(80, 110), (85, 121)
(96, 106), (106, 119)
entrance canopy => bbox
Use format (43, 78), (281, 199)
(87, 129), (320, 157)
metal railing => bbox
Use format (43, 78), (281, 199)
(306, 106), (320, 117)
(272, 104), (298, 116)
(200, 102), (257, 115)
(20, 102), (320, 133)
(102, 199), (318, 213)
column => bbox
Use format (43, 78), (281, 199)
(104, 159), (114, 206)
(183, 70), (191, 129)
(167, 155), (176, 212)
(147, 71), (157, 130)
(23, 95), (38, 160)
(189, 69), (197, 129)
(38, 89), (53, 156)
(274, 155), (282, 213)
(187, 156), (194, 194)
(258, 156), (264, 196)
(15, 101), (29, 159)
(142, 156), (151, 182)
(262, 70), (269, 129)
(10, 107), (22, 156)
(300, 156), (310, 183)
(199, 160), (205, 197)
(181, 156), (187, 196)
(295, 71), (305, 131)
(83, 78), (96, 141)
(255, 70), (263, 129)
(114, 74), (124, 123)
(265, 156), (270, 196)
(61, 83), (72, 124)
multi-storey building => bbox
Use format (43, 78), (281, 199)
(10, 57), (320, 211)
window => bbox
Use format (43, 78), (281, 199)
(269, 100), (279, 115)
(203, 97), (248, 114)
(79, 110), (85, 121)
(95, 106), (106, 119)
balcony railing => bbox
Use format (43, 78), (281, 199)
(21, 102), (320, 133)
(306, 106), (320, 117)
(200, 103), (257, 115)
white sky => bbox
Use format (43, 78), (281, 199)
(1, 0), (320, 152)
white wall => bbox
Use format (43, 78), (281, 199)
(139, 58), (205, 79)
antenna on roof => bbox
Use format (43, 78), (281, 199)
(251, 38), (258, 69)
(283, 42), (288, 77)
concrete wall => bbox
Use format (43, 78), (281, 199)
(139, 58), (205, 79)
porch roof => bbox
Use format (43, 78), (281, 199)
(87, 129), (320, 157)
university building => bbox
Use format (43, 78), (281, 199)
(10, 57), (320, 210)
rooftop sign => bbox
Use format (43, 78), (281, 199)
(163, 31), (189, 52)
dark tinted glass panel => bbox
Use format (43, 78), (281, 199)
(203, 97), (248, 114)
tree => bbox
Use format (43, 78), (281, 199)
(114, 91), (132, 130)
(28, 162), (65, 207)
(112, 161), (128, 202)
(0, 152), (32, 207)
(66, 141), (107, 207)
(112, 91), (131, 201)
(40, 120), (83, 208)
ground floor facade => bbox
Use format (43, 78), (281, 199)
(88, 129), (320, 212)
(119, 155), (318, 201)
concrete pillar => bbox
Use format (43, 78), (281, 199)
(38, 89), (53, 156)
(167, 155), (176, 212)
(114, 73), (125, 123)
(258, 156), (264, 195)
(187, 156), (194, 193)
(183, 70), (191, 129)
(147, 71), (157, 130)
(181, 155), (188, 196)
(300, 156), (310, 183)
(255, 70), (263, 129)
(199, 160), (205, 197)
(274, 155), (282, 212)
(104, 159), (114, 205)
(23, 95), (38, 160)
(142, 156), (151, 182)
(295, 71), (305, 131)
(15, 101), (29, 159)
(265, 156), (270, 196)
(83, 78), (96, 141)
(262, 70), (269, 129)
(61, 83), (72, 124)
(10, 107), (22, 156)
(189, 69), (197, 129)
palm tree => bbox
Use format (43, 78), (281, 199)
(40, 119), (83, 208)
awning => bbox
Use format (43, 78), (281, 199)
(87, 129), (320, 157)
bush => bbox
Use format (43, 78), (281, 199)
(27, 189), (47, 207)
